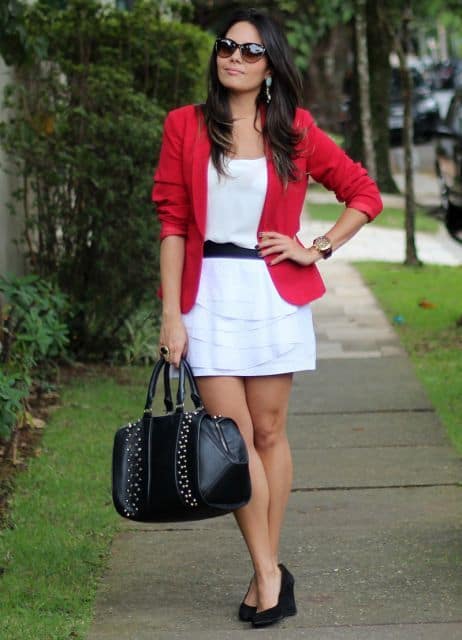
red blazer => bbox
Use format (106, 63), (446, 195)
(152, 104), (382, 313)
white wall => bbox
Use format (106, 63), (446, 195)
(0, 57), (25, 277)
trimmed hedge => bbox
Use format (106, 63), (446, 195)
(0, 0), (212, 358)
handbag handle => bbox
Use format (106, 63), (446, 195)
(143, 357), (166, 414)
(174, 358), (202, 411)
(163, 362), (174, 412)
(144, 357), (202, 415)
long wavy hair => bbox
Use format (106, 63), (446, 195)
(202, 8), (304, 185)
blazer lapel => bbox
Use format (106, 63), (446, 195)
(258, 105), (284, 233)
(257, 154), (281, 236)
(191, 111), (210, 237)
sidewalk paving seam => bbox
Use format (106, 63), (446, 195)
(292, 443), (455, 449)
(127, 526), (202, 532)
(291, 408), (434, 416)
(279, 620), (462, 629)
(292, 482), (461, 492)
(289, 621), (462, 627)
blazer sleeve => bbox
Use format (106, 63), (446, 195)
(152, 111), (190, 239)
(303, 114), (383, 221)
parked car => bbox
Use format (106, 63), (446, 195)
(431, 59), (458, 90)
(388, 67), (440, 143)
(434, 89), (462, 243)
(454, 60), (462, 89)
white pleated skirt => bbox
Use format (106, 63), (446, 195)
(181, 256), (316, 377)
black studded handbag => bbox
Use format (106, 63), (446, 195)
(112, 357), (251, 522)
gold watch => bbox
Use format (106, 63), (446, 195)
(311, 235), (333, 259)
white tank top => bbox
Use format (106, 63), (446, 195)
(205, 156), (267, 249)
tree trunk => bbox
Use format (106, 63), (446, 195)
(303, 24), (351, 132)
(397, 5), (421, 266)
(437, 21), (448, 61)
(354, 0), (376, 179)
(367, 0), (398, 193)
(347, 4), (398, 193)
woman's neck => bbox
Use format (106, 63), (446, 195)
(228, 91), (261, 120)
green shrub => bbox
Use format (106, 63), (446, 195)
(0, 273), (70, 442)
(0, 370), (29, 441)
(0, 0), (212, 358)
(115, 305), (160, 365)
(0, 274), (69, 371)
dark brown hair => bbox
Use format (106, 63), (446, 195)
(202, 8), (304, 184)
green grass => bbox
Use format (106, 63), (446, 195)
(308, 202), (440, 233)
(356, 262), (462, 453)
(0, 365), (162, 639)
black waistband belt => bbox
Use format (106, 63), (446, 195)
(203, 240), (262, 259)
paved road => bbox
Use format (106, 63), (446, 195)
(434, 88), (454, 120)
(389, 141), (437, 176)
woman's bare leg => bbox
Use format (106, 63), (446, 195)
(196, 376), (281, 611)
(245, 374), (294, 564)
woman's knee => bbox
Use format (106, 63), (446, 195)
(253, 412), (287, 451)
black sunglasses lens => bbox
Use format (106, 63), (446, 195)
(215, 39), (265, 63)
(242, 43), (265, 62)
(216, 39), (235, 58)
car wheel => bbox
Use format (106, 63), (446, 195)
(445, 204), (462, 244)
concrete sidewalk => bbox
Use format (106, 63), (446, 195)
(86, 261), (462, 640)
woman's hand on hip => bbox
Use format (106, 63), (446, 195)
(257, 232), (320, 266)
(159, 314), (188, 368)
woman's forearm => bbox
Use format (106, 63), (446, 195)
(160, 235), (185, 317)
(324, 207), (370, 254)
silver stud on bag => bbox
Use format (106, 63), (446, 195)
(122, 418), (144, 518)
(175, 412), (199, 508)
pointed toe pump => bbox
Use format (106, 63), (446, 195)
(238, 602), (257, 622)
(251, 602), (284, 627)
(238, 578), (257, 622)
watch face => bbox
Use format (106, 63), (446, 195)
(314, 236), (331, 251)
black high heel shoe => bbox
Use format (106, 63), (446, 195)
(278, 563), (297, 617)
(251, 565), (289, 628)
(238, 578), (257, 622)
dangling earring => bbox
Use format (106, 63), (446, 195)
(265, 76), (272, 104)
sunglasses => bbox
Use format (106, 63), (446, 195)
(215, 37), (266, 64)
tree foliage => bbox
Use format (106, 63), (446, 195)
(0, 0), (212, 357)
(1, 0), (26, 65)
(280, 0), (353, 72)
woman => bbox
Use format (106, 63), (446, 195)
(152, 8), (382, 628)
